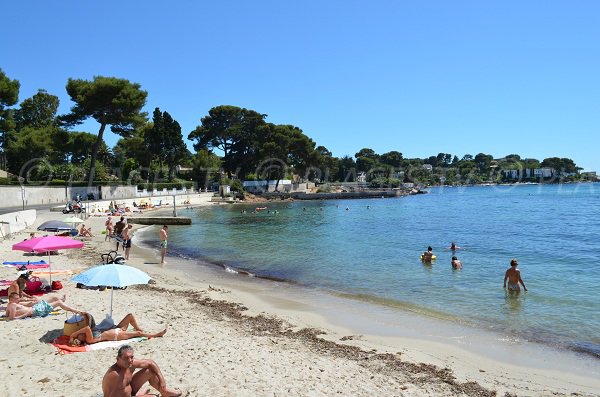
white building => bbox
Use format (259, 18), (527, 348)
(502, 168), (557, 180)
(242, 180), (293, 193)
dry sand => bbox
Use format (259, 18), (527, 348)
(0, 197), (599, 397)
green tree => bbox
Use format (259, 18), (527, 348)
(66, 131), (110, 164)
(380, 151), (403, 168)
(12, 90), (69, 165)
(191, 149), (222, 190)
(0, 69), (20, 171)
(287, 126), (317, 179)
(337, 155), (357, 181)
(5, 126), (54, 179)
(14, 90), (59, 130)
(113, 124), (152, 181)
(474, 153), (493, 172)
(148, 108), (189, 180)
(355, 148), (379, 173)
(314, 145), (338, 182)
(188, 105), (267, 177)
(60, 76), (147, 185)
(254, 123), (292, 184)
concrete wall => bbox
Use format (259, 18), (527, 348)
(100, 186), (138, 200)
(0, 185), (185, 207)
(0, 209), (36, 238)
(0, 186), (68, 207)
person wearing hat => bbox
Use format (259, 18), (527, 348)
(7, 271), (38, 303)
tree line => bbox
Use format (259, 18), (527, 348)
(0, 69), (591, 190)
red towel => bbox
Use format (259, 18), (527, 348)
(51, 335), (88, 354)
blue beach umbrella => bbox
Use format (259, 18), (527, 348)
(37, 220), (73, 232)
(71, 264), (151, 318)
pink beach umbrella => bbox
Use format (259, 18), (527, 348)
(12, 236), (84, 283)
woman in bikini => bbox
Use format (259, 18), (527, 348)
(69, 313), (166, 345)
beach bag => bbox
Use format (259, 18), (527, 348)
(63, 313), (95, 336)
(51, 280), (63, 290)
(25, 277), (43, 293)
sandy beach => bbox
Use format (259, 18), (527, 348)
(1, 197), (599, 397)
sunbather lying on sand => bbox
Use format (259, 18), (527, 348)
(5, 293), (81, 320)
(69, 313), (167, 346)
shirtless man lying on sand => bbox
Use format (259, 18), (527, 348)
(103, 345), (182, 397)
(5, 292), (82, 320)
(69, 313), (167, 346)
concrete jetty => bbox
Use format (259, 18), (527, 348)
(127, 217), (192, 225)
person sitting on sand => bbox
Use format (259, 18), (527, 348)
(69, 313), (166, 346)
(102, 345), (182, 397)
(79, 224), (93, 237)
(422, 246), (434, 262)
(7, 272), (38, 302)
(5, 292), (82, 320)
(451, 256), (462, 269)
(504, 259), (528, 293)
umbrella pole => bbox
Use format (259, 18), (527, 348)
(110, 288), (114, 318)
(47, 252), (52, 284)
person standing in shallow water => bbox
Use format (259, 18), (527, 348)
(159, 225), (168, 265)
(451, 256), (462, 269)
(504, 259), (528, 293)
(421, 246), (434, 262)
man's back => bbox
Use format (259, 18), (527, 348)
(505, 267), (520, 283)
(115, 221), (125, 234)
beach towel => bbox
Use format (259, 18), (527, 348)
(51, 335), (146, 355)
(2, 261), (50, 270)
(2, 260), (48, 266)
(32, 270), (73, 276)
(1, 264), (50, 269)
(0, 280), (12, 286)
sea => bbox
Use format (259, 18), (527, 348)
(138, 183), (600, 360)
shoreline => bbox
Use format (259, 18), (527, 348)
(139, 202), (600, 362)
(130, 208), (600, 395)
(1, 200), (599, 396)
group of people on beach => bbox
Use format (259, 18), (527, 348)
(104, 216), (134, 261)
(421, 243), (528, 292)
(4, 269), (181, 396)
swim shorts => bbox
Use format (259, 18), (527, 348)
(507, 282), (520, 292)
(123, 239), (131, 248)
(32, 300), (53, 317)
(160, 240), (168, 249)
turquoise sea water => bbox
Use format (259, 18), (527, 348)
(150, 183), (600, 357)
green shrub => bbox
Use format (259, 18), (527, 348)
(316, 184), (333, 193)
(369, 177), (401, 188)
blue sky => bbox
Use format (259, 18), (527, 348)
(3, 1), (599, 171)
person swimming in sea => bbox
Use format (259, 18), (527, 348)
(451, 256), (462, 269)
(421, 246), (434, 262)
(503, 259), (527, 292)
(449, 242), (461, 251)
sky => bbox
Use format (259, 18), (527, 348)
(3, 0), (599, 171)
